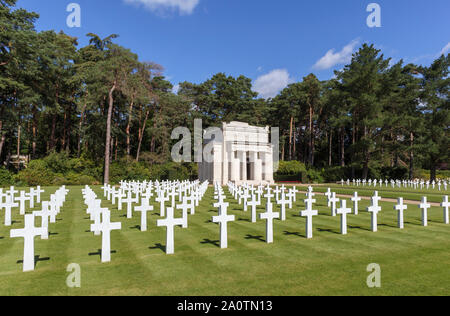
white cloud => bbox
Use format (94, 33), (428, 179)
(313, 39), (359, 70)
(124, 0), (200, 15)
(253, 69), (293, 99)
(439, 42), (450, 56)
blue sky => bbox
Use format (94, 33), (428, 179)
(16, 0), (450, 98)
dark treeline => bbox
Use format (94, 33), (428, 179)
(0, 0), (448, 183)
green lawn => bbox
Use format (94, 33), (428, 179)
(301, 184), (449, 203)
(0, 185), (449, 296)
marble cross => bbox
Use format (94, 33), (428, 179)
(7, 186), (18, 201)
(28, 188), (35, 209)
(441, 196), (449, 224)
(90, 209), (122, 263)
(124, 191), (138, 219)
(16, 191), (30, 215)
(248, 194), (259, 223)
(135, 198), (154, 231)
(212, 204), (235, 249)
(329, 192), (339, 217)
(291, 186), (298, 202)
(277, 192), (290, 221)
(259, 199), (280, 244)
(157, 207), (184, 255)
(3, 194), (18, 226)
(176, 197), (191, 228)
(33, 202), (52, 239)
(367, 195), (382, 232)
(35, 186), (44, 203)
(351, 192), (361, 215)
(336, 200), (352, 235)
(156, 193), (170, 217)
(325, 188), (332, 207)
(394, 198), (407, 229)
(419, 197), (431, 227)
(300, 195), (318, 239)
(10, 214), (48, 272)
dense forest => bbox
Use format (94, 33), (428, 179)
(0, 0), (448, 185)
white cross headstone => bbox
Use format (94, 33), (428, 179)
(329, 192), (339, 217)
(177, 197), (191, 229)
(367, 194), (382, 232)
(394, 198), (407, 229)
(300, 195), (318, 239)
(248, 194), (259, 223)
(10, 214), (48, 272)
(33, 202), (52, 239)
(419, 197), (431, 227)
(441, 196), (449, 224)
(259, 199), (280, 244)
(277, 192), (290, 221)
(157, 207), (184, 255)
(325, 188), (332, 207)
(336, 200), (352, 235)
(90, 209), (121, 263)
(35, 186), (44, 203)
(351, 192), (361, 215)
(135, 199), (154, 232)
(156, 193), (170, 217)
(16, 191), (30, 215)
(2, 194), (18, 226)
(212, 203), (235, 249)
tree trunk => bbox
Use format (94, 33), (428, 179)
(104, 82), (116, 184)
(351, 123), (356, 179)
(126, 97), (135, 157)
(409, 132), (414, 180)
(340, 127), (345, 167)
(136, 107), (150, 162)
(362, 125), (369, 179)
(17, 124), (21, 158)
(430, 161), (437, 182)
(0, 118), (4, 159)
(289, 116), (293, 161)
(77, 99), (88, 158)
(32, 105), (37, 158)
(328, 130), (332, 166)
(309, 105), (314, 166)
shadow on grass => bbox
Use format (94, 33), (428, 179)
(238, 218), (251, 223)
(245, 234), (265, 243)
(348, 225), (372, 232)
(200, 238), (220, 248)
(149, 243), (166, 253)
(130, 225), (141, 230)
(17, 255), (50, 268)
(283, 231), (303, 238)
(88, 249), (117, 257)
(317, 228), (340, 235)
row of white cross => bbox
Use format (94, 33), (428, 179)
(6, 186), (69, 272)
(211, 182), (450, 247)
(0, 186), (45, 226)
(342, 178), (449, 191)
(83, 180), (210, 261)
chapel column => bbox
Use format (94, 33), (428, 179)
(231, 150), (240, 182)
(264, 151), (274, 183)
(240, 151), (247, 182)
(253, 152), (262, 182)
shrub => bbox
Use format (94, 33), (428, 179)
(16, 160), (54, 186)
(275, 161), (307, 183)
(0, 167), (13, 186)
